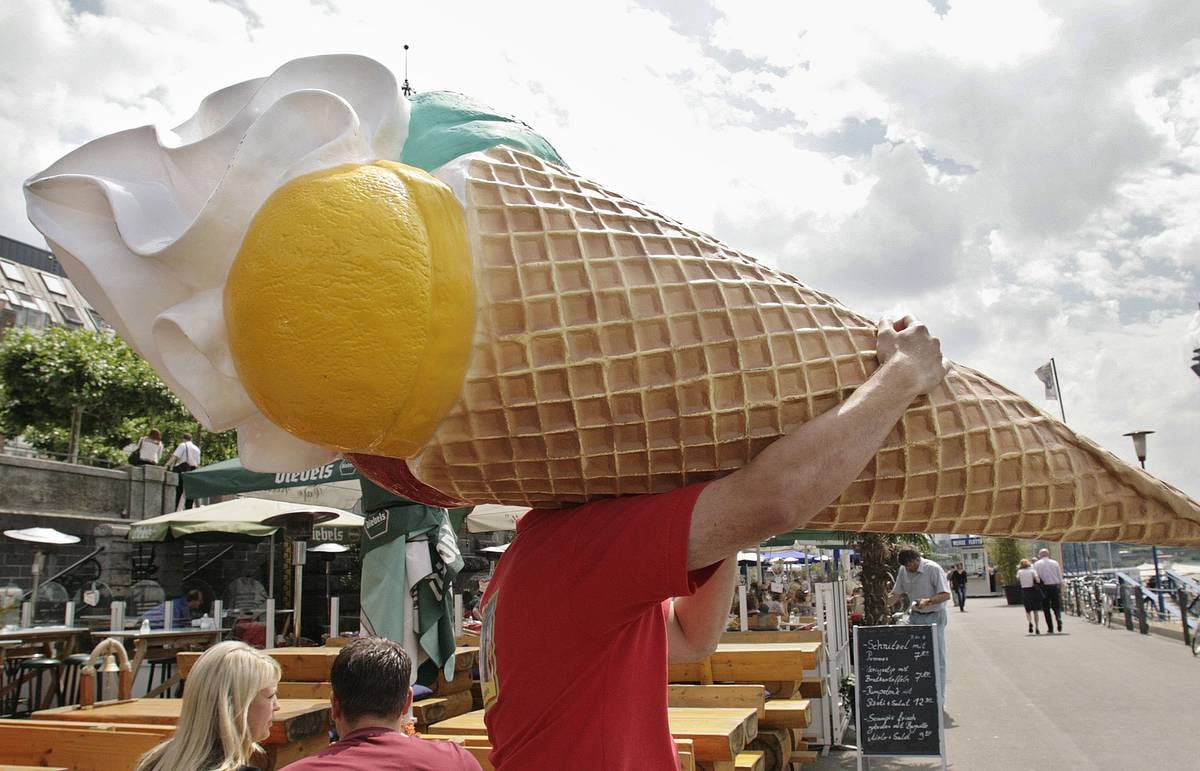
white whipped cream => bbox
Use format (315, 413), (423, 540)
(25, 55), (409, 471)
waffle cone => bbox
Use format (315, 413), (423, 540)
(395, 147), (1200, 545)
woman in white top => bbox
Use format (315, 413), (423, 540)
(126, 428), (163, 466)
(1016, 558), (1044, 634)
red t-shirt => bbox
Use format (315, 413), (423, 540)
(480, 482), (719, 770)
(281, 726), (481, 770)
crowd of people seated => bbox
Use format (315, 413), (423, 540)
(134, 638), (482, 771)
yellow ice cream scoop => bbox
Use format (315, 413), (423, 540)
(225, 161), (475, 458)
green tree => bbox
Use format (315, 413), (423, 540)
(0, 326), (236, 465)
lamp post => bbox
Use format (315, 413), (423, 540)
(1123, 430), (1165, 615)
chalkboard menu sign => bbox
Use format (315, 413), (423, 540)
(854, 624), (945, 762)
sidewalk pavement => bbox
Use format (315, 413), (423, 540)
(808, 596), (1199, 770)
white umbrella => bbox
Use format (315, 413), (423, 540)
(466, 504), (528, 533)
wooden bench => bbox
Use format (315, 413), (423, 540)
(29, 698), (330, 770)
(734, 751), (766, 770)
(762, 699), (811, 729)
(426, 707), (756, 763)
(426, 734), (701, 771)
(0, 718), (172, 770)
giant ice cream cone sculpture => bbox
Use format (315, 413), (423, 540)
(24, 55), (1200, 546)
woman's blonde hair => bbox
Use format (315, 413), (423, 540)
(135, 640), (281, 771)
(1019, 559), (1031, 569)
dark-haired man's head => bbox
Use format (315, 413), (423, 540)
(185, 589), (204, 610)
(897, 549), (922, 572)
(329, 637), (413, 734)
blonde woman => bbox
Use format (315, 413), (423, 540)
(1016, 559), (1044, 635)
(135, 640), (281, 771)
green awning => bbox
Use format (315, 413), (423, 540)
(181, 457), (361, 498)
(761, 530), (855, 548)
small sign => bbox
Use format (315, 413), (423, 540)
(949, 536), (983, 547)
(854, 624), (946, 769)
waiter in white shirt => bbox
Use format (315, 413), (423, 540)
(167, 433), (202, 510)
(887, 548), (952, 707)
(1033, 548), (1064, 633)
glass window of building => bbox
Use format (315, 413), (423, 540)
(57, 302), (84, 326)
(42, 273), (68, 296)
(86, 307), (111, 331)
(1, 260), (24, 282)
(5, 288), (39, 309)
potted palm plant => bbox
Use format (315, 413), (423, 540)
(987, 537), (1025, 605)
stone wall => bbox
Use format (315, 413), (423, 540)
(0, 454), (179, 520)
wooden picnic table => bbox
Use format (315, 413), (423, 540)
(178, 644), (481, 682)
(91, 627), (227, 697)
(30, 698), (330, 770)
(669, 642), (821, 684)
(0, 626), (88, 710)
(425, 707), (757, 763)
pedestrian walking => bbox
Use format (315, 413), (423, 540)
(1034, 548), (1064, 633)
(166, 433), (202, 510)
(949, 562), (968, 611)
(1016, 559), (1043, 634)
(124, 428), (162, 466)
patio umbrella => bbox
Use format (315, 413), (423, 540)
(127, 498), (362, 544)
(465, 505), (528, 533)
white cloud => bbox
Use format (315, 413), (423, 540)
(2, 0), (1197, 499)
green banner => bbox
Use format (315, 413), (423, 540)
(180, 457), (361, 498)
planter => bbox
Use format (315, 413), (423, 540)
(1003, 585), (1023, 606)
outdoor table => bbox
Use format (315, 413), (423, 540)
(0, 626), (88, 709)
(425, 707), (757, 764)
(669, 642), (821, 684)
(178, 644), (480, 682)
(30, 698), (330, 770)
(92, 627), (228, 698)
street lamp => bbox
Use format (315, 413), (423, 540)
(1123, 430), (1165, 614)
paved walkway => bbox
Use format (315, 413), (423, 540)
(809, 596), (1198, 770)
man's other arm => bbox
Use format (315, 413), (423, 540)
(666, 556), (738, 662)
(687, 317), (949, 571)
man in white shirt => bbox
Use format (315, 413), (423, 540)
(887, 549), (952, 707)
(167, 433), (202, 510)
(1033, 548), (1064, 633)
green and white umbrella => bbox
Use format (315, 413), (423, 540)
(127, 498), (362, 543)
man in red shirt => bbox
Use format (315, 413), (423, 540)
(282, 637), (481, 770)
(482, 317), (949, 769)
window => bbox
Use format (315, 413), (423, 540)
(57, 302), (84, 326)
(87, 308), (111, 331)
(0, 260), (24, 283)
(41, 273), (68, 296)
(5, 288), (40, 309)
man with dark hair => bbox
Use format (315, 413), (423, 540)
(888, 548), (952, 706)
(282, 637), (481, 770)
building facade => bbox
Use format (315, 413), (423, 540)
(0, 234), (109, 334)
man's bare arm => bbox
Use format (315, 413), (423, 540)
(687, 317), (949, 571)
(666, 556), (738, 662)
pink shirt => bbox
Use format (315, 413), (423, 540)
(1033, 556), (1063, 585)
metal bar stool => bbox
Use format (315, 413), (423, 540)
(57, 652), (94, 706)
(145, 656), (177, 698)
(14, 656), (62, 716)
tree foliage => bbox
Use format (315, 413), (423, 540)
(849, 531), (933, 625)
(0, 326), (236, 465)
(986, 536), (1027, 587)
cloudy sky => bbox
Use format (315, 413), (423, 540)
(2, 0), (1198, 498)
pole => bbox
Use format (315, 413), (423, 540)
(1137, 458), (1167, 615)
(29, 550), (44, 622)
(293, 540), (306, 643)
(268, 533), (275, 599)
